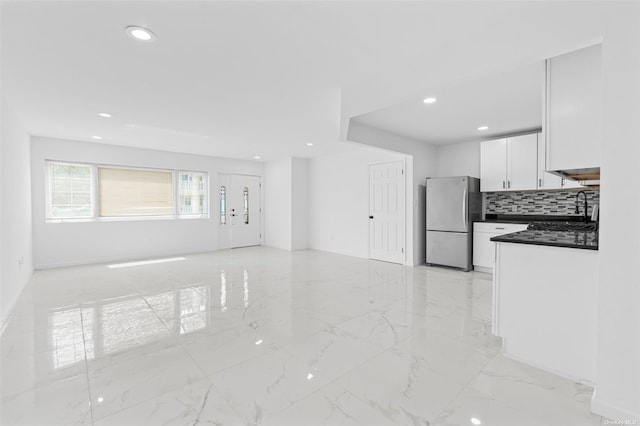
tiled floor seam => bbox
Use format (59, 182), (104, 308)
(80, 303), (95, 426)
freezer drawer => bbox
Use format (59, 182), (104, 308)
(426, 231), (472, 271)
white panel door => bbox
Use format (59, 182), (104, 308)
(218, 174), (261, 249)
(369, 161), (405, 264)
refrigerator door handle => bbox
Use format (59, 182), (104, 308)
(462, 188), (467, 230)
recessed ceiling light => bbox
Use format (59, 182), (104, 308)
(471, 418), (482, 425)
(97, 112), (112, 118)
(92, 135), (103, 140)
(253, 156), (261, 160)
(423, 97), (437, 104)
(478, 125), (489, 131)
(306, 143), (314, 146)
(125, 26), (157, 42)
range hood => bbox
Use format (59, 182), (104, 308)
(551, 167), (600, 187)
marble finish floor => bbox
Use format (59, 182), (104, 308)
(1, 247), (605, 425)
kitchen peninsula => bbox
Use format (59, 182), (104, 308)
(491, 223), (599, 384)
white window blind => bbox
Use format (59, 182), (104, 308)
(98, 167), (174, 217)
(47, 162), (94, 219)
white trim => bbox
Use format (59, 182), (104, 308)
(501, 349), (595, 387)
(367, 159), (406, 265)
(592, 388), (640, 423)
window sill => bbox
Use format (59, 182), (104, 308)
(46, 215), (210, 224)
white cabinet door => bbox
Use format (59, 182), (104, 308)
(536, 132), (563, 190)
(547, 44), (602, 171)
(507, 134), (538, 191)
(473, 231), (495, 270)
(480, 139), (507, 192)
(473, 222), (528, 272)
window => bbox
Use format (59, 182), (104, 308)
(47, 162), (94, 219)
(178, 171), (208, 217)
(46, 161), (209, 221)
(243, 186), (249, 224)
(98, 167), (174, 217)
(220, 186), (226, 225)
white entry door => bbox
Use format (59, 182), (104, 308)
(369, 161), (405, 264)
(218, 174), (262, 249)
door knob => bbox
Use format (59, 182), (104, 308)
(369, 216), (374, 219)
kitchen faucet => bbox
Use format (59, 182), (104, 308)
(575, 191), (589, 222)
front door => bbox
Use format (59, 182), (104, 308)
(218, 174), (261, 249)
(368, 161), (405, 264)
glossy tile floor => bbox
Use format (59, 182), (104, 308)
(1, 247), (605, 425)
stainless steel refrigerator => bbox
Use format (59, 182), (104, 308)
(426, 176), (481, 271)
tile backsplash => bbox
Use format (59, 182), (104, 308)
(485, 189), (600, 216)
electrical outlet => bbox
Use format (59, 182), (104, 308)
(512, 205), (518, 212)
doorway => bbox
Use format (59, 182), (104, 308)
(368, 160), (405, 264)
(218, 174), (262, 249)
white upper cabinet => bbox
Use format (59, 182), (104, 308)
(480, 134), (538, 192)
(546, 44), (602, 171)
(480, 138), (507, 192)
(507, 133), (538, 191)
(536, 132), (563, 189)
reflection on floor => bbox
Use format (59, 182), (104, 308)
(1, 247), (605, 425)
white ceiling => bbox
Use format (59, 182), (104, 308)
(352, 62), (544, 145)
(1, 1), (609, 161)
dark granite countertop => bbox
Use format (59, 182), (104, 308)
(491, 229), (599, 250)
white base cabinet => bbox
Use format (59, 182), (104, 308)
(493, 242), (598, 384)
(473, 222), (528, 272)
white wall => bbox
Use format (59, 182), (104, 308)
(436, 140), (481, 178)
(291, 158), (309, 250)
(1, 103), (33, 326)
(264, 157), (292, 250)
(592, 5), (640, 421)
(308, 144), (406, 260)
(31, 137), (263, 269)
(347, 121), (438, 265)
(264, 157), (309, 251)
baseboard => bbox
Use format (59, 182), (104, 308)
(34, 249), (218, 270)
(592, 388), (640, 423)
(0, 267), (33, 336)
(501, 348), (595, 387)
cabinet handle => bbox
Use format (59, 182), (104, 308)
(507, 180), (511, 189)
(502, 181), (505, 189)
(495, 227), (505, 230)
(539, 178), (542, 187)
